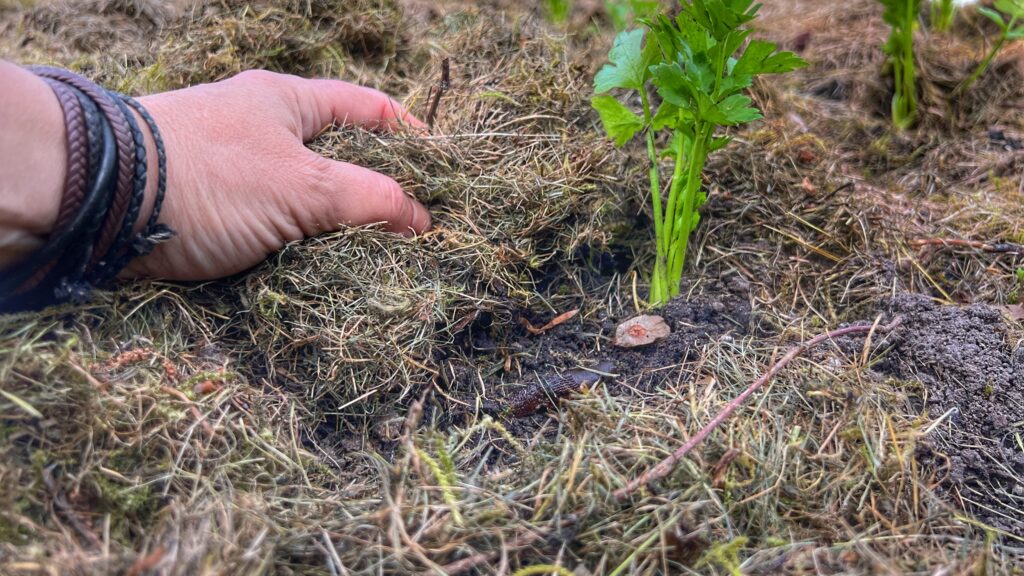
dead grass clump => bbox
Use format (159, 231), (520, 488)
(239, 14), (624, 409)
(916, 34), (1024, 129)
(17, 0), (163, 52)
(0, 0), (168, 87)
(149, 0), (407, 90)
(693, 117), (927, 322)
(742, 0), (1024, 308)
(954, 43), (1024, 125)
(758, 0), (888, 109)
(0, 313), (333, 574)
(4, 295), (1021, 573)
(0, 0), (412, 94)
(240, 229), (453, 411)
(323, 323), (1017, 573)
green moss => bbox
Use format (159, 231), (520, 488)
(92, 475), (160, 543)
(697, 536), (749, 576)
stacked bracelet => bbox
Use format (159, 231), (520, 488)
(0, 67), (174, 312)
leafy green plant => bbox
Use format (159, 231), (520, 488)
(591, 0), (806, 305)
(605, 0), (660, 31)
(878, 0), (921, 130)
(958, 0), (1024, 93)
(544, 0), (572, 25)
(932, 0), (956, 31)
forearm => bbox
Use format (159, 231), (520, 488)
(0, 60), (67, 268)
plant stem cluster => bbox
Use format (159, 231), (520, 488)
(882, 0), (1024, 127)
(591, 0), (805, 305)
(879, 0), (922, 130)
(932, 0), (956, 32)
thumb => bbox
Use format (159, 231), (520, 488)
(300, 155), (431, 237)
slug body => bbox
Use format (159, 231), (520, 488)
(485, 360), (615, 418)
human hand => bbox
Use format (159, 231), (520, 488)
(125, 70), (431, 280)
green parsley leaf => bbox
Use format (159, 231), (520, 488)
(734, 40), (808, 76)
(591, 95), (645, 146)
(979, 6), (1007, 28)
(706, 94), (762, 125)
(593, 29), (649, 93)
(994, 0), (1024, 18)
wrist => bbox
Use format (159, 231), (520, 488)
(0, 61), (67, 268)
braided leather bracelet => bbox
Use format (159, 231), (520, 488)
(0, 67), (173, 312)
(28, 67), (141, 275)
(90, 93), (149, 282)
(0, 94), (118, 305)
(42, 78), (89, 233)
(121, 96), (172, 258)
(19, 78), (91, 292)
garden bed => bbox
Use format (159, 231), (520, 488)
(1, 0), (1023, 573)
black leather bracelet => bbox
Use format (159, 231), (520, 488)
(121, 95), (173, 258)
(88, 91), (149, 284)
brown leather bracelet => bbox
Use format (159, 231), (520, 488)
(43, 78), (90, 231)
(20, 78), (91, 291)
(27, 66), (137, 270)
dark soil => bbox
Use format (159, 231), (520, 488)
(989, 129), (1024, 152)
(311, 275), (751, 462)
(870, 295), (1024, 537)
(435, 276), (752, 433)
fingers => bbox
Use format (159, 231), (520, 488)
(304, 156), (431, 236)
(292, 77), (425, 140)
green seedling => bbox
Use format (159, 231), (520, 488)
(591, 0), (806, 305)
(878, 0), (921, 130)
(605, 0), (659, 31)
(958, 0), (1024, 93)
(932, 0), (956, 31)
(544, 0), (572, 25)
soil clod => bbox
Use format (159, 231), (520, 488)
(872, 295), (1024, 537)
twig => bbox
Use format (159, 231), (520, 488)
(125, 545), (167, 576)
(612, 317), (903, 500)
(68, 360), (109, 392)
(909, 237), (1024, 255)
(520, 308), (579, 335)
(425, 57), (450, 130)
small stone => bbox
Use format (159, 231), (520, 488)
(613, 315), (670, 348)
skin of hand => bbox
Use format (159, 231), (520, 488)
(126, 70), (431, 280)
(0, 61), (431, 281)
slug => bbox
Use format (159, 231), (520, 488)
(484, 360), (615, 418)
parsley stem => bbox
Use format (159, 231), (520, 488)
(668, 122), (711, 295)
(640, 89), (668, 304)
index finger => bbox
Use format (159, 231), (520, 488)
(293, 78), (425, 140)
